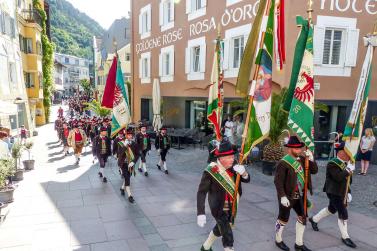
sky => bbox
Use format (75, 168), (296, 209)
(65, 0), (131, 29)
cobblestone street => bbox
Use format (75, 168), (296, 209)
(1, 108), (377, 251)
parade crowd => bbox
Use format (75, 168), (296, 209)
(51, 95), (377, 251)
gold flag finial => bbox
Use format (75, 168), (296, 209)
(217, 23), (221, 38)
(373, 18), (377, 35)
(307, 0), (313, 21)
(112, 37), (118, 53)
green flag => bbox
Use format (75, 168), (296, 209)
(241, 0), (275, 161)
(287, 17), (315, 152)
(235, 0), (268, 97)
(282, 16), (309, 112)
(343, 38), (375, 162)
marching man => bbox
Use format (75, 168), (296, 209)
(309, 142), (357, 248)
(93, 127), (112, 183)
(113, 129), (125, 157)
(274, 136), (318, 251)
(117, 128), (140, 203)
(68, 123), (87, 165)
(61, 122), (70, 156)
(197, 139), (250, 251)
(155, 127), (170, 174)
(136, 123), (151, 176)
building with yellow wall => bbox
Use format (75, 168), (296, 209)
(16, 0), (45, 126)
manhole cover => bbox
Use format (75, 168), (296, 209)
(373, 201), (377, 207)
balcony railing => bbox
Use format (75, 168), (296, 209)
(21, 10), (43, 28)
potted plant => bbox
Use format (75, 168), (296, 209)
(0, 158), (16, 203)
(23, 140), (35, 170)
(11, 142), (24, 181)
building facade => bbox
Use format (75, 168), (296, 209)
(17, 0), (46, 126)
(55, 52), (90, 96)
(131, 0), (377, 135)
(94, 17), (131, 101)
(0, 0), (33, 134)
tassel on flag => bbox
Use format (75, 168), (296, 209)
(274, 0), (285, 70)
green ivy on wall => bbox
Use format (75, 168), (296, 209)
(33, 0), (55, 123)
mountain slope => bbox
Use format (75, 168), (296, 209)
(47, 0), (104, 59)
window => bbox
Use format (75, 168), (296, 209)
(185, 37), (206, 80)
(314, 15), (360, 77)
(160, 0), (174, 31)
(124, 28), (127, 39)
(9, 63), (16, 84)
(186, 0), (207, 21)
(139, 4), (151, 39)
(126, 53), (130, 61)
(223, 24), (250, 78)
(226, 0), (242, 6)
(192, 46), (201, 72)
(19, 35), (24, 52)
(65, 57), (69, 64)
(26, 38), (33, 54)
(24, 72), (34, 88)
(159, 45), (174, 82)
(10, 17), (15, 38)
(232, 36), (245, 68)
(75, 59), (79, 65)
(0, 10), (5, 34)
(36, 41), (42, 56)
(139, 52), (151, 83)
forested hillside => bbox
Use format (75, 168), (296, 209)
(47, 0), (104, 59)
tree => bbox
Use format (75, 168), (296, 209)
(80, 79), (92, 96)
(84, 100), (111, 117)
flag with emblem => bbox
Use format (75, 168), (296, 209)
(343, 36), (376, 162)
(287, 17), (315, 152)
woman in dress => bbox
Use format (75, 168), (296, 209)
(358, 128), (376, 176)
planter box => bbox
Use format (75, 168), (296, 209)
(0, 188), (15, 203)
(262, 160), (276, 176)
(11, 169), (24, 182)
(23, 160), (35, 170)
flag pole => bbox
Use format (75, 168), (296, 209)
(232, 0), (271, 220)
(217, 24), (223, 141)
(303, 0), (313, 218)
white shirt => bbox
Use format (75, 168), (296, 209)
(0, 140), (10, 159)
(224, 121), (234, 137)
(361, 136), (375, 150)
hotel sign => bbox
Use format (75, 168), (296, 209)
(320, 0), (377, 14)
(136, 1), (260, 54)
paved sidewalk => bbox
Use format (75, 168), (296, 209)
(1, 109), (377, 251)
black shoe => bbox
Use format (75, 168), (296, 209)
(78, 157), (80, 162)
(157, 164), (161, 170)
(144, 172), (149, 177)
(294, 244), (311, 251)
(128, 196), (135, 203)
(98, 172), (103, 178)
(75, 160), (79, 165)
(102, 177), (107, 183)
(342, 238), (357, 248)
(120, 188), (125, 196)
(200, 246), (213, 251)
(165, 170), (169, 175)
(138, 168), (143, 173)
(309, 217), (319, 231)
(275, 241), (290, 251)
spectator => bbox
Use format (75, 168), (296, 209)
(0, 131), (10, 158)
(358, 128), (376, 176)
(234, 115), (244, 148)
(223, 115), (234, 144)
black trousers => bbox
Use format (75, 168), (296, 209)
(121, 164), (132, 186)
(327, 193), (348, 220)
(140, 150), (148, 163)
(212, 211), (234, 248)
(160, 149), (168, 161)
(278, 197), (306, 224)
(98, 155), (108, 168)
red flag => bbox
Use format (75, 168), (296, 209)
(101, 57), (118, 108)
(275, 0), (285, 70)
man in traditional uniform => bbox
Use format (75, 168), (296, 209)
(155, 127), (170, 174)
(309, 142), (356, 248)
(274, 136), (318, 251)
(113, 129), (125, 157)
(136, 123), (151, 176)
(93, 127), (112, 183)
(68, 123), (87, 165)
(61, 122), (70, 156)
(197, 139), (250, 251)
(117, 128), (140, 203)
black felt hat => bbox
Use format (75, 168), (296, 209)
(215, 139), (235, 157)
(284, 136), (305, 148)
(334, 141), (345, 151)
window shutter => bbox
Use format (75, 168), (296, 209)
(185, 48), (190, 74)
(222, 39), (230, 70)
(170, 50), (175, 76)
(186, 0), (191, 14)
(159, 2), (163, 26)
(138, 13), (142, 34)
(313, 25), (325, 65)
(147, 6), (152, 32)
(170, 0), (175, 21)
(344, 28), (360, 67)
(199, 44), (206, 73)
(159, 53), (163, 76)
(139, 58), (142, 78)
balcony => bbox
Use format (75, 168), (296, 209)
(21, 10), (43, 28)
